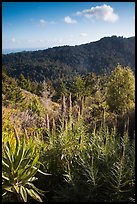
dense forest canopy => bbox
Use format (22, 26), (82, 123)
(2, 36), (135, 82)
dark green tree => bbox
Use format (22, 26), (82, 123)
(53, 79), (68, 101)
(17, 74), (28, 90)
(72, 75), (85, 99)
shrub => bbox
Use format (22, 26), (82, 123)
(2, 129), (50, 202)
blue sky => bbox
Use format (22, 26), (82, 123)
(2, 2), (135, 52)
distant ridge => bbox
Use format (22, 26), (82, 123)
(2, 36), (135, 82)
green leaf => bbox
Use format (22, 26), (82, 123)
(36, 168), (51, 176)
(3, 186), (13, 193)
(31, 154), (39, 167)
(20, 166), (39, 185)
(26, 188), (43, 202)
(26, 182), (45, 196)
(2, 191), (7, 197)
(17, 165), (33, 181)
(13, 184), (19, 193)
(20, 186), (27, 202)
(4, 144), (13, 167)
(14, 128), (20, 157)
(2, 158), (9, 168)
(2, 159), (10, 173)
(23, 147), (35, 159)
(2, 173), (9, 181)
(14, 137), (25, 171)
(28, 177), (38, 182)
(19, 158), (32, 169)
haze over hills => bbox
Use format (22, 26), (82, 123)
(2, 47), (49, 55)
(2, 35), (135, 82)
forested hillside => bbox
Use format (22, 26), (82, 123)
(2, 36), (135, 82)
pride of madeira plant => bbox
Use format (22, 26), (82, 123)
(53, 123), (135, 202)
(2, 128), (50, 202)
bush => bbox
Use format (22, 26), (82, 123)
(2, 129), (50, 202)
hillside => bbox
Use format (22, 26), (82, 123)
(2, 44), (135, 203)
(2, 36), (135, 82)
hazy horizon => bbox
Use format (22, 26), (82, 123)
(2, 34), (135, 55)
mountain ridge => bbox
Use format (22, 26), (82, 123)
(2, 35), (135, 82)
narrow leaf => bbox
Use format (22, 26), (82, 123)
(26, 188), (43, 202)
(20, 186), (27, 202)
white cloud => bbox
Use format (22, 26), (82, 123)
(80, 33), (88, 37)
(133, 15), (135, 20)
(64, 16), (77, 24)
(40, 19), (56, 26)
(76, 4), (119, 23)
(11, 37), (16, 43)
(40, 19), (47, 26)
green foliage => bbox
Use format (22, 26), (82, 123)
(2, 91), (135, 202)
(72, 75), (86, 99)
(28, 97), (45, 117)
(17, 74), (29, 90)
(2, 72), (24, 105)
(2, 129), (49, 202)
(2, 108), (15, 145)
(107, 65), (135, 115)
(17, 74), (44, 96)
(52, 124), (135, 202)
(42, 80), (55, 98)
(83, 72), (98, 96)
(53, 79), (69, 102)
